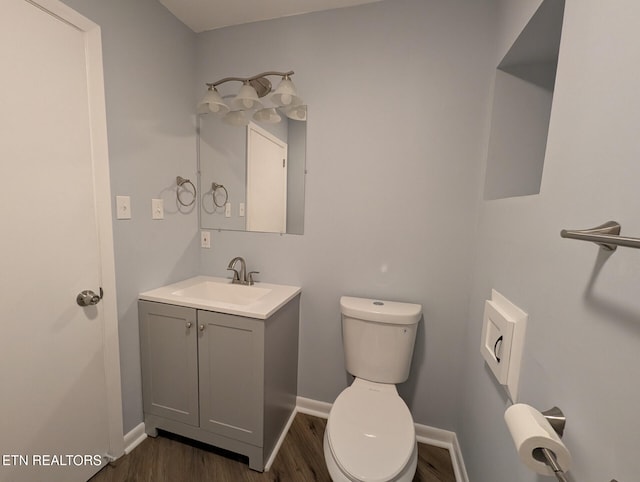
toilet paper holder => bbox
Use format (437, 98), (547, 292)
(539, 407), (617, 482)
(537, 407), (569, 482)
(541, 407), (566, 438)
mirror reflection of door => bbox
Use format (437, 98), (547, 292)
(246, 122), (288, 232)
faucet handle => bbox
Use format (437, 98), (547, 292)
(248, 271), (260, 285)
(227, 267), (240, 282)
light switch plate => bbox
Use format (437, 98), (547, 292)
(152, 199), (164, 220)
(116, 196), (131, 220)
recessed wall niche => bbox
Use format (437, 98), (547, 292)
(483, 0), (565, 200)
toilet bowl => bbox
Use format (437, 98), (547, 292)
(323, 296), (422, 482)
(323, 378), (417, 482)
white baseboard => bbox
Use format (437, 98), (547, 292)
(264, 408), (297, 471)
(296, 396), (332, 418)
(263, 399), (328, 472)
(126, 399), (468, 482)
(124, 422), (147, 455)
(297, 396), (468, 482)
(449, 435), (470, 482)
(262, 398), (330, 472)
(414, 423), (469, 482)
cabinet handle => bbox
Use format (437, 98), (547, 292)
(186, 322), (192, 329)
(199, 324), (205, 331)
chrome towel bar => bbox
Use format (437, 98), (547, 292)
(560, 221), (640, 251)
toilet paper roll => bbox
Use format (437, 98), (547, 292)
(504, 403), (572, 476)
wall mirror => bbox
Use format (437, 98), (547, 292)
(198, 111), (307, 234)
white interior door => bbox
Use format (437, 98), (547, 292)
(246, 122), (288, 233)
(0, 1), (122, 481)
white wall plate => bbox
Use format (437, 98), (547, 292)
(480, 289), (528, 401)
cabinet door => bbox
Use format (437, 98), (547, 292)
(139, 301), (199, 426)
(198, 311), (264, 445)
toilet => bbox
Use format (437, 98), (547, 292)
(324, 296), (422, 482)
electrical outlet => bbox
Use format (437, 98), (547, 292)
(201, 231), (211, 249)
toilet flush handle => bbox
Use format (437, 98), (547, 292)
(493, 335), (503, 363)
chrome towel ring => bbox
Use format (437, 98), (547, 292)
(176, 176), (196, 207)
(212, 182), (228, 208)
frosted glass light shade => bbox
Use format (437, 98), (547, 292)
(197, 87), (229, 115)
(230, 83), (263, 111)
(253, 107), (282, 124)
(223, 110), (250, 126)
(271, 77), (302, 106)
(283, 104), (307, 121)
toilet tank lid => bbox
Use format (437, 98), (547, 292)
(340, 296), (422, 325)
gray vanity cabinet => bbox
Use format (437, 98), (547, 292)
(138, 296), (300, 472)
(197, 310), (263, 446)
(139, 302), (199, 426)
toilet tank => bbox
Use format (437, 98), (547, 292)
(340, 296), (422, 384)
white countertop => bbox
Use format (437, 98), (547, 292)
(139, 275), (301, 319)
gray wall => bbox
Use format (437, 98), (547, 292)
(195, 0), (497, 430)
(48, 2), (640, 479)
(60, 0), (200, 433)
(484, 69), (553, 200)
(460, 0), (640, 480)
(286, 119), (306, 234)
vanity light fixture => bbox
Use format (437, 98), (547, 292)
(223, 110), (250, 127)
(230, 81), (263, 111)
(271, 74), (303, 107)
(196, 86), (229, 115)
(197, 70), (304, 125)
(253, 107), (282, 123)
(283, 104), (307, 121)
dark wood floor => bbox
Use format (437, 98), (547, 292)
(91, 413), (456, 482)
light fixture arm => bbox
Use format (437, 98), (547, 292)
(206, 70), (294, 89)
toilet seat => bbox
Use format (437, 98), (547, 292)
(326, 379), (416, 482)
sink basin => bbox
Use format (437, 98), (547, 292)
(139, 276), (301, 319)
(172, 281), (271, 306)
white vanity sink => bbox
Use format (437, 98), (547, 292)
(139, 276), (301, 319)
(172, 281), (271, 306)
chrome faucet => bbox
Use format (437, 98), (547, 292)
(227, 256), (246, 284)
(227, 257), (259, 285)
